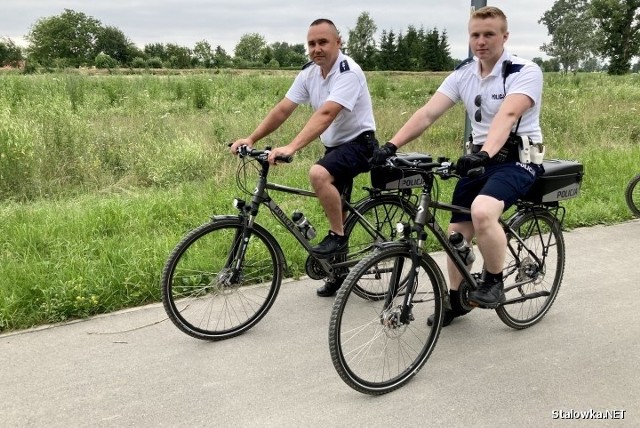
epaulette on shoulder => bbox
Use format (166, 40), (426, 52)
(455, 57), (474, 70)
(339, 59), (350, 72)
(301, 60), (314, 70)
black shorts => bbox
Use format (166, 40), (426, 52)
(450, 162), (542, 223)
(315, 132), (378, 201)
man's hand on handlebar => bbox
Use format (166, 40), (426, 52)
(371, 142), (397, 165)
(229, 138), (254, 155)
(455, 150), (489, 176)
(267, 145), (295, 165)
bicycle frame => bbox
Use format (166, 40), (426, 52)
(234, 150), (413, 277)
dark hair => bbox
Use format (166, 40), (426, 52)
(310, 18), (336, 28)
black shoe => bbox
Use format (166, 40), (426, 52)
(468, 280), (505, 309)
(312, 231), (347, 258)
(316, 276), (345, 297)
(427, 310), (456, 327)
(427, 289), (472, 327)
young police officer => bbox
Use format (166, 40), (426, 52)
(372, 6), (544, 325)
(230, 18), (377, 297)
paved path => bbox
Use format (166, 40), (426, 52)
(2, 221), (639, 427)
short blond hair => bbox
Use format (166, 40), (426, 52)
(471, 6), (508, 33)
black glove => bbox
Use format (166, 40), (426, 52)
(371, 142), (397, 165)
(456, 150), (490, 176)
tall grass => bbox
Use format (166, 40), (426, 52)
(0, 70), (639, 331)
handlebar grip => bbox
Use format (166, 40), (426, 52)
(275, 155), (294, 163)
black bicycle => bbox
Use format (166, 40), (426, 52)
(161, 146), (419, 340)
(625, 173), (640, 218)
(329, 154), (583, 395)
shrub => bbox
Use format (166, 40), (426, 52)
(95, 53), (118, 69)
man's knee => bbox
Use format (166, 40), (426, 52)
(309, 164), (332, 188)
(471, 195), (503, 227)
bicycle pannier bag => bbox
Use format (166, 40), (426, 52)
(524, 159), (584, 203)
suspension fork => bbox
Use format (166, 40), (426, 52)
(227, 163), (270, 283)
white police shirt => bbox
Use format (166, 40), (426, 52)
(438, 50), (543, 145)
(285, 52), (376, 148)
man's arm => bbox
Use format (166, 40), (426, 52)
(268, 100), (343, 162)
(481, 93), (533, 157)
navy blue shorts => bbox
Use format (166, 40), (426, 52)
(316, 133), (377, 201)
(450, 162), (542, 223)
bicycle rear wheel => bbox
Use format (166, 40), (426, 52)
(161, 217), (284, 340)
(344, 193), (417, 299)
(329, 245), (445, 395)
(625, 174), (640, 218)
(496, 210), (565, 329)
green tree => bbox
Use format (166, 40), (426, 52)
(193, 40), (214, 68)
(271, 42), (307, 68)
(591, 0), (640, 75)
(539, 0), (595, 72)
(144, 43), (168, 62)
(26, 9), (102, 67)
(234, 33), (267, 63)
(165, 43), (192, 69)
(0, 37), (23, 67)
(396, 26), (422, 71)
(213, 45), (232, 68)
(346, 12), (377, 69)
(378, 30), (398, 71)
(95, 25), (135, 66)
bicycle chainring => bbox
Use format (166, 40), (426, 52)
(305, 255), (327, 280)
(457, 278), (477, 312)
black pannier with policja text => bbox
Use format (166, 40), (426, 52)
(370, 153), (432, 190)
(523, 159), (584, 204)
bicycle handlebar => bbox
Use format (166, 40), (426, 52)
(234, 144), (294, 164)
(383, 155), (484, 179)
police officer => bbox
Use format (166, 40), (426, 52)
(372, 6), (544, 325)
(230, 18), (377, 297)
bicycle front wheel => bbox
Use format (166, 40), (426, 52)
(496, 210), (565, 329)
(161, 218), (284, 340)
(625, 174), (640, 218)
(329, 245), (445, 395)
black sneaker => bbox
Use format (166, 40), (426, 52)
(427, 289), (472, 327)
(312, 231), (347, 258)
(467, 280), (505, 309)
(316, 276), (345, 297)
(427, 310), (456, 327)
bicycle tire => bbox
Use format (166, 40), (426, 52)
(496, 210), (565, 329)
(343, 194), (417, 299)
(625, 174), (640, 218)
(161, 217), (284, 340)
(329, 244), (445, 395)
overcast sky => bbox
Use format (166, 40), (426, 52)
(1, 0), (556, 60)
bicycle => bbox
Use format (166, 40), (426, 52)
(625, 173), (640, 218)
(328, 154), (584, 395)
(161, 146), (420, 341)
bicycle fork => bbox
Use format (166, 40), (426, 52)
(382, 229), (427, 327)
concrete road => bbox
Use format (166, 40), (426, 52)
(2, 221), (639, 427)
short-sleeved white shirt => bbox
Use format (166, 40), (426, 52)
(437, 50), (543, 145)
(285, 52), (376, 148)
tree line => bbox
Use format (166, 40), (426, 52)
(1, 3), (639, 74)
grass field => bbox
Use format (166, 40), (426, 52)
(0, 70), (639, 331)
